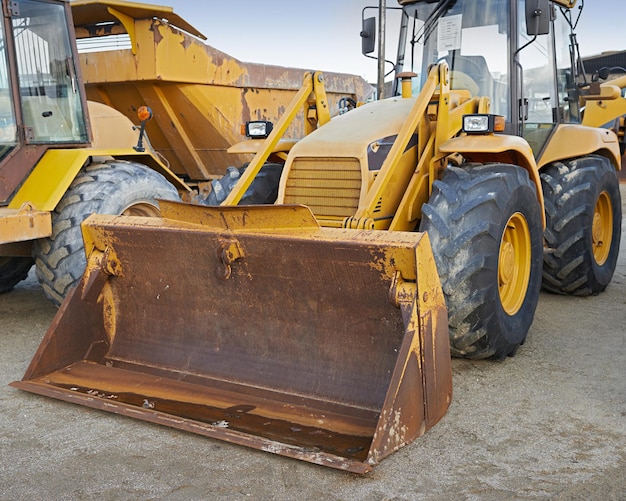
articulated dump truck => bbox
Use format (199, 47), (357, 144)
(70, 0), (373, 185)
(11, 0), (624, 472)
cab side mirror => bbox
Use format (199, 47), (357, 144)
(361, 16), (376, 55)
(526, 0), (551, 36)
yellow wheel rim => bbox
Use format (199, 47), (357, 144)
(122, 202), (160, 217)
(592, 191), (613, 266)
(498, 212), (532, 316)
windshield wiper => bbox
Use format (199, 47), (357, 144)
(416, 0), (456, 44)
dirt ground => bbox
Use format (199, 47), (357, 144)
(1, 186), (625, 501)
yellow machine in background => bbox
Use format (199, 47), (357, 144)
(10, 0), (623, 473)
(581, 73), (626, 158)
(0, 0), (185, 305)
(70, 0), (372, 188)
(0, 0), (371, 307)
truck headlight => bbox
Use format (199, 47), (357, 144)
(245, 120), (273, 138)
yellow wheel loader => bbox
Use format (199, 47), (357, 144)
(11, 0), (622, 473)
(210, 0), (623, 358)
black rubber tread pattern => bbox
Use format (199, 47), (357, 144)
(0, 257), (34, 293)
(203, 163), (284, 206)
(32, 161), (180, 307)
(540, 155), (622, 295)
(419, 164), (544, 360)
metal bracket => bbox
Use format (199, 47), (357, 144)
(216, 238), (245, 280)
(81, 247), (122, 303)
(388, 271), (417, 309)
(23, 126), (34, 142)
(3, 0), (19, 17)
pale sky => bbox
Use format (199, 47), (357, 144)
(146, 1), (624, 83)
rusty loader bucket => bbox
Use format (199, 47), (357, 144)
(11, 201), (452, 473)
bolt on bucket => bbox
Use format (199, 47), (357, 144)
(11, 201), (452, 473)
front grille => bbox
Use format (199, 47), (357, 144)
(283, 158), (361, 218)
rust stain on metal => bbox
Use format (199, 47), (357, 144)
(12, 205), (452, 473)
(241, 88), (251, 123)
(72, 2), (373, 178)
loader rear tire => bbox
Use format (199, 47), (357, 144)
(32, 161), (180, 307)
(541, 155), (622, 295)
(419, 164), (543, 360)
(0, 257), (34, 293)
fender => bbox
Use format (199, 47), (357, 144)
(438, 134), (545, 226)
(537, 124), (622, 171)
(8, 148), (189, 211)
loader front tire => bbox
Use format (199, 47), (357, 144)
(204, 162), (283, 205)
(0, 257), (34, 293)
(541, 155), (622, 295)
(32, 161), (180, 307)
(419, 164), (543, 360)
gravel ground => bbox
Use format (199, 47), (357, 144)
(0, 185), (624, 501)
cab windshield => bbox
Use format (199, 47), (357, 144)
(399, 0), (511, 118)
(12, 0), (88, 143)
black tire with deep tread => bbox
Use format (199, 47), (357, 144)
(540, 155), (622, 295)
(203, 162), (284, 205)
(419, 164), (544, 360)
(0, 257), (34, 293)
(32, 161), (180, 307)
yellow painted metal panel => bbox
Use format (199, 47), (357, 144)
(439, 133), (536, 169)
(8, 149), (91, 211)
(538, 124), (622, 170)
(87, 101), (141, 150)
(227, 138), (299, 155)
(70, 0), (206, 40)
(0, 206), (52, 244)
(7, 148), (188, 212)
(582, 95), (626, 131)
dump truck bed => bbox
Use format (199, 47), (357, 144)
(70, 0), (373, 181)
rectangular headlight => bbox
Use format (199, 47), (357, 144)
(245, 120), (273, 138)
(462, 114), (505, 134)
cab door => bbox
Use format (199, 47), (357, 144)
(0, 0), (90, 204)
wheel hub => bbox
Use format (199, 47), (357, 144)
(592, 212), (603, 245)
(498, 212), (532, 316)
(499, 241), (515, 285)
(592, 191), (612, 266)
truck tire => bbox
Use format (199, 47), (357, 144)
(32, 160), (180, 307)
(204, 163), (284, 205)
(419, 164), (543, 360)
(541, 155), (622, 295)
(0, 257), (34, 293)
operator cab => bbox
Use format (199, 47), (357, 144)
(363, 0), (584, 158)
(0, 0), (89, 203)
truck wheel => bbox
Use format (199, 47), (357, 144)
(204, 162), (284, 205)
(541, 155), (622, 295)
(0, 257), (34, 293)
(419, 164), (543, 360)
(32, 160), (180, 307)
